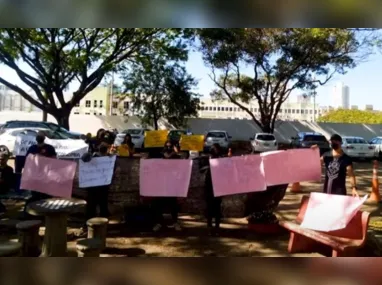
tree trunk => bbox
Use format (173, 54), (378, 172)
(53, 109), (71, 130)
(153, 119), (159, 130)
(42, 111), (48, 122)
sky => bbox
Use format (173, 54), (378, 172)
(1, 48), (382, 110)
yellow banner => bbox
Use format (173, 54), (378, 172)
(144, 130), (169, 148)
(180, 135), (204, 151)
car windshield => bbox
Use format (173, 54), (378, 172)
(303, 135), (327, 142)
(345, 138), (367, 144)
(207, 132), (226, 138)
(123, 129), (142, 135)
(256, 134), (275, 141)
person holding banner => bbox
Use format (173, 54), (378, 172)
(117, 134), (135, 157)
(151, 140), (182, 232)
(84, 142), (111, 222)
(201, 143), (224, 235)
(313, 134), (359, 197)
(0, 152), (14, 213)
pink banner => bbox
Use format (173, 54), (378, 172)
(139, 159), (193, 197)
(20, 154), (77, 198)
(300, 192), (368, 232)
(210, 155), (266, 197)
(261, 148), (321, 186)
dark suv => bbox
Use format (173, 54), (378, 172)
(290, 132), (330, 155)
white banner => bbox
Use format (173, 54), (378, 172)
(79, 155), (117, 188)
(14, 135), (89, 159)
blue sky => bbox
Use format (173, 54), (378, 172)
(1, 49), (382, 110)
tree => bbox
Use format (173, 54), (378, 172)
(0, 28), (182, 129)
(318, 109), (382, 124)
(198, 28), (375, 133)
(122, 47), (200, 130)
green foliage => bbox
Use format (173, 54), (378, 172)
(318, 109), (382, 124)
(122, 42), (200, 130)
(0, 28), (184, 129)
(198, 28), (374, 133)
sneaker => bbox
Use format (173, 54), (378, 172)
(152, 224), (162, 232)
(173, 223), (182, 232)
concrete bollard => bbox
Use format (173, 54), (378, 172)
(76, 238), (103, 257)
(16, 220), (42, 257)
(0, 241), (22, 257)
(87, 217), (108, 251)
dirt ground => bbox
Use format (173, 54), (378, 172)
(1, 160), (380, 257)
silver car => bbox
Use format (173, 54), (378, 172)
(204, 130), (231, 151)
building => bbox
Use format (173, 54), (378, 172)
(351, 105), (358, 110)
(0, 85), (41, 112)
(72, 86), (132, 116)
(332, 82), (350, 109)
(365, 104), (374, 111)
(197, 98), (328, 122)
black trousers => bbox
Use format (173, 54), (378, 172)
(86, 186), (110, 220)
(151, 197), (179, 225)
(206, 196), (222, 228)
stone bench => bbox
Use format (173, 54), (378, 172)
(76, 238), (103, 257)
(280, 196), (370, 257)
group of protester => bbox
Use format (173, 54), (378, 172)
(0, 129), (360, 236)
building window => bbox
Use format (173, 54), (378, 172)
(112, 113), (117, 116)
(94, 112), (97, 115)
(85, 100), (91, 108)
(234, 107), (237, 112)
(309, 110), (313, 114)
(123, 102), (129, 109)
(112, 102), (118, 109)
(217, 107), (221, 111)
(200, 106), (204, 111)
(314, 110), (317, 114)
(296, 109), (300, 114)
(213, 107), (216, 111)
(74, 112), (79, 115)
(93, 100), (97, 108)
(225, 107), (229, 111)
(100, 100), (103, 108)
(99, 113), (102, 116)
(85, 112), (90, 115)
(279, 109), (283, 113)
(208, 106), (211, 111)
(229, 107), (233, 111)
(75, 102), (80, 107)
(292, 109), (295, 114)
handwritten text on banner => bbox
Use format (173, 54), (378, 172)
(144, 130), (169, 148)
(20, 154), (77, 198)
(180, 135), (204, 151)
(14, 135), (89, 159)
(140, 159), (193, 197)
(210, 155), (267, 197)
(300, 192), (368, 232)
(261, 148), (321, 186)
(79, 155), (117, 188)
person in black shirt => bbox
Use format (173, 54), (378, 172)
(201, 143), (224, 235)
(0, 152), (14, 213)
(313, 134), (359, 196)
(151, 140), (182, 232)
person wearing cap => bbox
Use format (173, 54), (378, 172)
(0, 152), (14, 213)
(313, 134), (359, 197)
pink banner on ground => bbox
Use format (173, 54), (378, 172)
(20, 154), (77, 198)
(300, 192), (368, 232)
(139, 159), (193, 197)
(210, 155), (267, 197)
(261, 148), (321, 186)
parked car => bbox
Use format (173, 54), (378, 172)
(250, 133), (278, 153)
(0, 128), (72, 155)
(115, 128), (150, 149)
(290, 132), (330, 155)
(368, 137), (382, 159)
(342, 136), (375, 160)
(204, 130), (231, 151)
(0, 120), (83, 139)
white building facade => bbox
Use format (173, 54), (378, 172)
(198, 97), (329, 122)
(0, 85), (41, 112)
(332, 82), (350, 109)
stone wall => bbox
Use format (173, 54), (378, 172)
(72, 157), (247, 218)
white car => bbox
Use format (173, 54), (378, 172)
(0, 128), (71, 155)
(114, 128), (149, 149)
(204, 130), (231, 151)
(342, 136), (375, 160)
(250, 133), (278, 153)
(368, 136), (382, 159)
